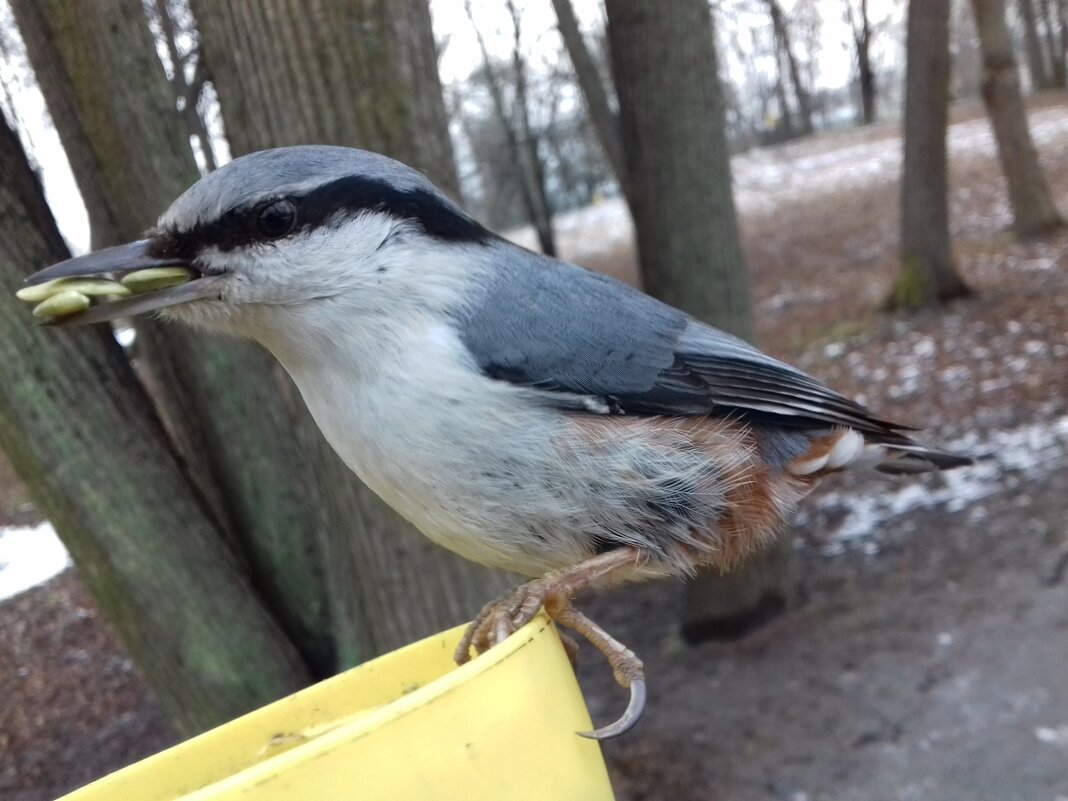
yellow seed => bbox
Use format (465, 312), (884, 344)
(51, 278), (130, 297)
(17, 277), (130, 302)
(16, 279), (67, 303)
(32, 290), (91, 319)
(121, 267), (192, 293)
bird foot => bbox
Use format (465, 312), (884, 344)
(552, 604), (645, 739)
(453, 575), (563, 663)
(454, 552), (646, 739)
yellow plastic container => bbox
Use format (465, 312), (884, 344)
(57, 614), (615, 801)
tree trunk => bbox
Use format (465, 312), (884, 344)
(190, 0), (461, 199)
(0, 118), (310, 736)
(606, 0), (794, 640)
(768, 0), (813, 135)
(972, 0), (1064, 238)
(889, 0), (972, 310)
(1018, 0), (1054, 89)
(772, 46), (797, 139)
(606, 0), (752, 338)
(550, 0), (628, 194)
(849, 0), (877, 124)
(192, 0), (515, 653)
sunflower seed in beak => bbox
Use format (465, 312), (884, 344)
(120, 267), (193, 293)
(32, 290), (92, 320)
(17, 277), (130, 303)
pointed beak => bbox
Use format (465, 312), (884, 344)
(27, 239), (184, 283)
(24, 239), (224, 326)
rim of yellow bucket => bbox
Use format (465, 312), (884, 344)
(208, 614), (560, 791)
(63, 611), (587, 801)
(306, 611), (555, 741)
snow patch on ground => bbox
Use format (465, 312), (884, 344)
(0, 522), (71, 602)
(803, 416), (1068, 553)
(1035, 725), (1068, 748)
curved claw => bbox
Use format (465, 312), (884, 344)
(577, 678), (646, 740)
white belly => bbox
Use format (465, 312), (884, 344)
(281, 321), (591, 576)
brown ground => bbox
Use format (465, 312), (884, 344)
(2, 97), (1067, 800)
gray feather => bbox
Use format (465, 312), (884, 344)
(458, 243), (911, 442)
(159, 145), (457, 232)
(457, 247), (685, 398)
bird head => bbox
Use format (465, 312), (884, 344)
(24, 146), (488, 344)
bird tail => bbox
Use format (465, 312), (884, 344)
(873, 440), (974, 475)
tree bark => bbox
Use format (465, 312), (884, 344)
(191, 0), (514, 653)
(972, 0), (1064, 238)
(1018, 0), (1054, 89)
(0, 118), (309, 736)
(190, 0), (461, 199)
(606, 0), (752, 338)
(889, 0), (972, 310)
(550, 0), (628, 194)
(606, 0), (794, 640)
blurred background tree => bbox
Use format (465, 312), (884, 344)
(888, 0), (973, 310)
(0, 0), (1066, 758)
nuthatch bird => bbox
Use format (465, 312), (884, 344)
(26, 146), (970, 738)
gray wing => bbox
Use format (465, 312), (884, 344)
(456, 248), (911, 441)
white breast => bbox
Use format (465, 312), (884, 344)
(277, 314), (587, 575)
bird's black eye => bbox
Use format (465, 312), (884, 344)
(256, 199), (297, 239)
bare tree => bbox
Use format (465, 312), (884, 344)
(462, 0), (557, 255)
(1037, 0), (1068, 86)
(971, 0), (1064, 237)
(766, 0), (814, 135)
(1018, 0), (1055, 89)
(550, 0), (627, 194)
(889, 0), (972, 310)
(606, 0), (794, 639)
(846, 0), (878, 124)
(771, 31), (798, 139)
(148, 0), (216, 171)
(505, 0), (557, 252)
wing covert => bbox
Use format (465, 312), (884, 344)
(457, 247), (911, 440)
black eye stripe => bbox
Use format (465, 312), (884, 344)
(150, 176), (491, 260)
